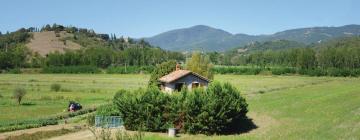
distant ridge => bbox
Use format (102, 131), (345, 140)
(145, 24), (360, 51)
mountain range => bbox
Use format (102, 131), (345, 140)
(145, 24), (360, 51)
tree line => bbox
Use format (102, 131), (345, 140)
(1, 24), (360, 76)
(209, 37), (360, 70)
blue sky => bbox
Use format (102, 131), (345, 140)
(1, 0), (359, 38)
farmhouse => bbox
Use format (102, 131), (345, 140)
(159, 64), (210, 93)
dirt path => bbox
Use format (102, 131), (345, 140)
(47, 130), (95, 140)
(0, 124), (81, 140)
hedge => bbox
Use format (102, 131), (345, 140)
(113, 82), (248, 135)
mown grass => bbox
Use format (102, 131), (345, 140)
(1, 74), (359, 139)
(0, 74), (148, 122)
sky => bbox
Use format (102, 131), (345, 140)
(1, 0), (359, 38)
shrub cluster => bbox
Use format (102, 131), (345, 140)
(113, 82), (248, 135)
(42, 65), (100, 74)
(106, 66), (154, 74)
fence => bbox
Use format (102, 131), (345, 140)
(95, 116), (123, 128)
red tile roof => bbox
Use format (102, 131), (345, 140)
(159, 70), (210, 83)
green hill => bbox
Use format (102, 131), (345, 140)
(145, 24), (360, 51)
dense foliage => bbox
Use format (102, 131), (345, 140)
(148, 60), (177, 87)
(113, 82), (248, 135)
(0, 28), (32, 70)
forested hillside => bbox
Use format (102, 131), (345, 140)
(0, 24), (185, 72)
(1, 24), (360, 76)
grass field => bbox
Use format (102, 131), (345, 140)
(0, 74), (359, 139)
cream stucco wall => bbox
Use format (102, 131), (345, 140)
(162, 74), (208, 93)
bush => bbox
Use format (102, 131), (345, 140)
(181, 82), (248, 134)
(113, 82), (248, 135)
(51, 83), (61, 92)
(13, 87), (27, 105)
(114, 88), (171, 131)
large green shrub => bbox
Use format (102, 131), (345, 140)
(182, 82), (248, 134)
(113, 82), (248, 135)
(114, 88), (171, 131)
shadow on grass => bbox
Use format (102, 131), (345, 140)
(221, 117), (258, 135)
(21, 102), (36, 106)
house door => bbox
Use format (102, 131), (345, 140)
(175, 83), (184, 91)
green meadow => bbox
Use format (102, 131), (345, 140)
(0, 74), (359, 139)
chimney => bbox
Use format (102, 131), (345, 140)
(176, 63), (181, 71)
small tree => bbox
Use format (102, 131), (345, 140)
(13, 87), (27, 105)
(186, 52), (214, 79)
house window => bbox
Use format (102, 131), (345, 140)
(192, 82), (200, 88)
(175, 83), (184, 91)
